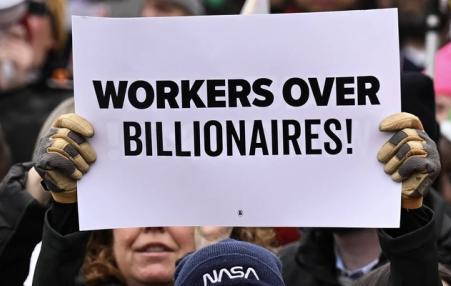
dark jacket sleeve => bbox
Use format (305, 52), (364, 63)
(32, 202), (91, 286)
(425, 190), (451, 264)
(356, 206), (441, 286)
(0, 163), (46, 286)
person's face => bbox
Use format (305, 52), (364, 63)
(294, 0), (358, 12)
(26, 14), (55, 68)
(440, 172), (451, 204)
(436, 95), (451, 123)
(113, 227), (195, 285)
(439, 137), (451, 171)
(0, 13), (54, 90)
(439, 137), (451, 203)
(141, 0), (189, 17)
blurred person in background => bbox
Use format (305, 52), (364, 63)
(66, 0), (204, 21)
(141, 0), (205, 16)
(288, 0), (376, 11)
(0, 2), (205, 285)
(377, 0), (450, 71)
(280, 73), (451, 286)
(266, 0), (376, 13)
(435, 43), (451, 124)
(434, 42), (451, 206)
(203, 0), (246, 15)
(0, 3), (70, 281)
(0, 0), (71, 165)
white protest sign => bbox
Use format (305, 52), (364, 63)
(72, 9), (401, 230)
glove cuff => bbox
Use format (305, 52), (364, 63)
(402, 196), (423, 209)
(51, 190), (77, 204)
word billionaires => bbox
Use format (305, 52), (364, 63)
(93, 76), (380, 109)
(123, 118), (353, 157)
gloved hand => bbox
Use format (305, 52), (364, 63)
(377, 112), (440, 209)
(33, 113), (96, 204)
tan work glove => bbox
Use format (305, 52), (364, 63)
(377, 113), (440, 209)
(33, 114), (96, 204)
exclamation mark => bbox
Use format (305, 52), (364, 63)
(346, 119), (353, 154)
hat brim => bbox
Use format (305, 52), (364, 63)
(0, 3), (27, 29)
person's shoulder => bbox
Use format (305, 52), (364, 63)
(354, 263), (390, 286)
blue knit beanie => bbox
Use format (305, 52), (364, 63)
(174, 239), (285, 286)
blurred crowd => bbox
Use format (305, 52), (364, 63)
(0, 0), (451, 286)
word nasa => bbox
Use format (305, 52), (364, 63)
(92, 76), (380, 157)
(203, 266), (260, 285)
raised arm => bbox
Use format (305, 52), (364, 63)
(32, 113), (96, 286)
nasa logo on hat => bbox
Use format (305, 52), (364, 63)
(202, 266), (260, 285)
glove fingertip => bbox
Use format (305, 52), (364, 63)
(71, 169), (83, 180)
(54, 114), (94, 138)
(379, 112), (424, 132)
(391, 171), (403, 182)
(384, 161), (397, 174)
(377, 153), (386, 163)
(80, 145), (97, 163)
(377, 145), (391, 162)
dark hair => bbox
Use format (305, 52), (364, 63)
(82, 230), (125, 286)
